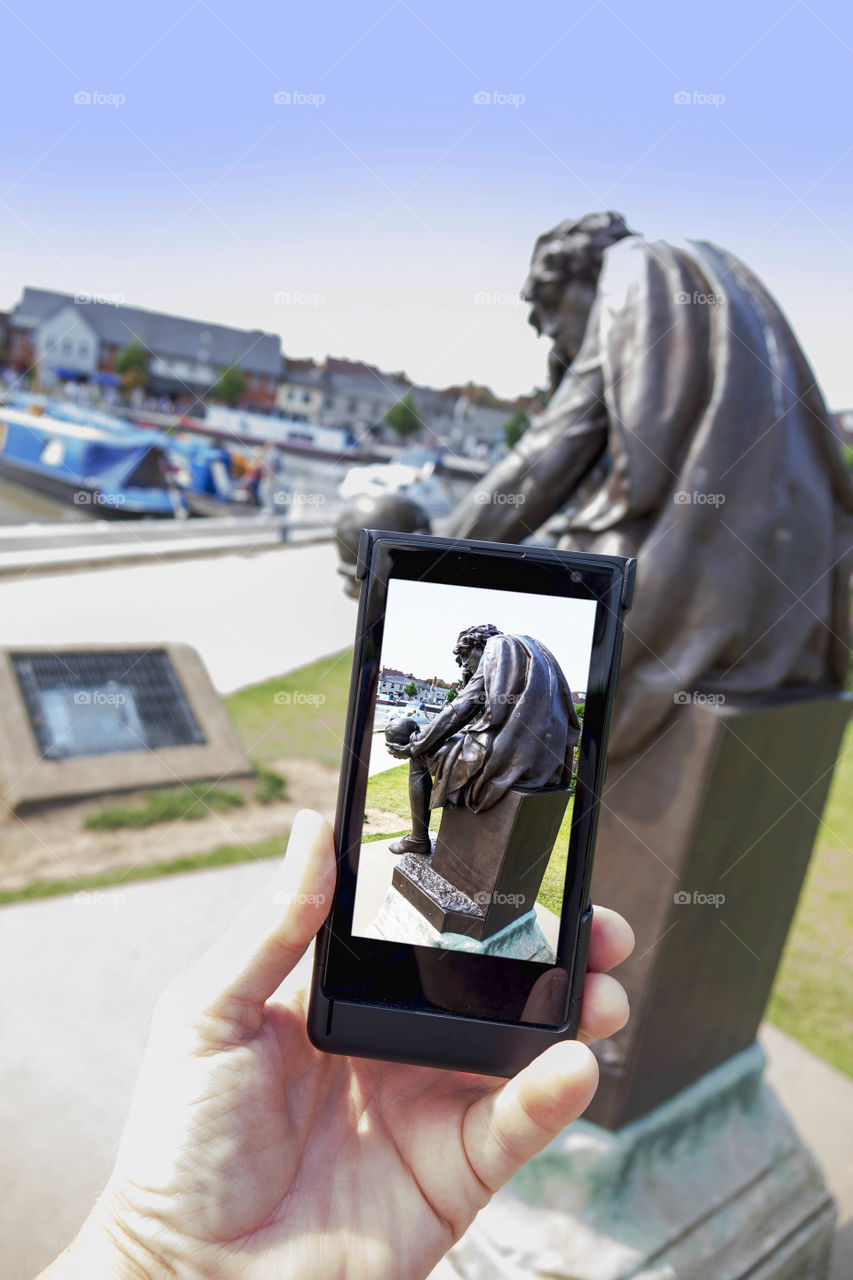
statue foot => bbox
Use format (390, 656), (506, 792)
(389, 835), (431, 857)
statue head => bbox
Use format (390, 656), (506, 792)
(522, 211), (638, 394)
(453, 623), (502, 679)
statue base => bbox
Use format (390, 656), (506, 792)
(432, 1042), (836, 1280)
(586, 690), (851, 1129)
(368, 885), (556, 962)
(392, 786), (570, 941)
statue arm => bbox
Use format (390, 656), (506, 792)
(441, 352), (608, 543)
(409, 671), (486, 756)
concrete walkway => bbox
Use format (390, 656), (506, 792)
(0, 541), (358, 693)
(1, 860), (850, 1280)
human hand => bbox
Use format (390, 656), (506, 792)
(44, 811), (633, 1280)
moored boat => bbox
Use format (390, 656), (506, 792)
(0, 407), (182, 519)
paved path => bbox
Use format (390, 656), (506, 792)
(0, 541), (358, 692)
(1, 860), (850, 1280)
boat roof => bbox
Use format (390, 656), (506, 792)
(0, 405), (159, 447)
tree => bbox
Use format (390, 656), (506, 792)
(212, 363), (248, 407)
(503, 406), (530, 450)
(384, 393), (423, 440)
(115, 339), (149, 392)
(445, 685), (458, 704)
(404, 681), (418, 698)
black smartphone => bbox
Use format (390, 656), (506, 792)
(308, 529), (635, 1078)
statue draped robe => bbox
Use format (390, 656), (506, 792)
(409, 633), (580, 813)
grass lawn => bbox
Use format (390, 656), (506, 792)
(225, 650), (354, 770)
(765, 721), (853, 1077)
(85, 784), (245, 830)
(0, 833), (286, 907)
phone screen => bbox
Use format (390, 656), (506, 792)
(351, 577), (597, 969)
(319, 538), (623, 1031)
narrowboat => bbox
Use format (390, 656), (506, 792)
(0, 407), (183, 519)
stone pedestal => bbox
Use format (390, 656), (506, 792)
(435, 1043), (836, 1280)
(586, 690), (851, 1129)
(392, 786), (570, 941)
(369, 886), (556, 961)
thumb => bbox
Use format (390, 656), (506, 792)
(462, 1040), (598, 1192)
(177, 809), (336, 1034)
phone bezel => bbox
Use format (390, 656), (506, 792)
(308, 530), (632, 1076)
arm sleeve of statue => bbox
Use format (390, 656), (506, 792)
(409, 671), (486, 756)
(441, 325), (609, 543)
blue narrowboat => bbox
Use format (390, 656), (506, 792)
(0, 407), (182, 518)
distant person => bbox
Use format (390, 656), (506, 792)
(260, 443), (289, 513)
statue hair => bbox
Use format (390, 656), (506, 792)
(522, 211), (638, 295)
(453, 623), (502, 658)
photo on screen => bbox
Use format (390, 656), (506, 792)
(351, 577), (597, 963)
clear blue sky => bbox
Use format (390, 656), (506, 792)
(0, 1), (850, 404)
(381, 579), (597, 694)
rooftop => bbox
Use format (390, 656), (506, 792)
(12, 288), (282, 377)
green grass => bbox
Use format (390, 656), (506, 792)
(766, 721), (853, 1076)
(0, 833), (286, 907)
(364, 762), (575, 914)
(253, 765), (287, 805)
(224, 651), (353, 770)
(84, 784), (245, 830)
(365, 762), (439, 834)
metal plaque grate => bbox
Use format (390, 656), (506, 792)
(12, 650), (207, 759)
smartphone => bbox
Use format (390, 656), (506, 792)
(308, 529), (635, 1077)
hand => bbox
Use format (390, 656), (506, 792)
(386, 742), (413, 759)
(47, 811), (633, 1280)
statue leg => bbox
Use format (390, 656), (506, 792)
(389, 757), (433, 856)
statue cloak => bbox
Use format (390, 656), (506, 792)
(444, 236), (853, 758)
(413, 632), (580, 813)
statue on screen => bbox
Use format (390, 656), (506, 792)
(385, 623), (581, 855)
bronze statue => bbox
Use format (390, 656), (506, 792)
(385, 623), (580, 855)
(439, 213), (853, 758)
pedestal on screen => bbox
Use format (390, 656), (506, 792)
(391, 786), (570, 942)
